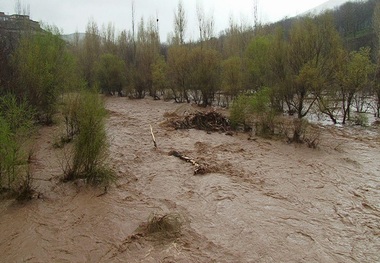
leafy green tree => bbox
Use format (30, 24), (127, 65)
(96, 53), (127, 96)
(152, 55), (168, 98)
(245, 35), (273, 91)
(167, 45), (192, 102)
(13, 27), (79, 124)
(188, 47), (221, 106)
(266, 27), (290, 112)
(338, 47), (375, 124)
(221, 56), (245, 105)
(286, 14), (343, 119)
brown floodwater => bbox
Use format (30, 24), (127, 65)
(0, 97), (379, 262)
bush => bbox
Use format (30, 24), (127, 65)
(60, 93), (81, 145)
(291, 118), (309, 143)
(352, 113), (369, 127)
(251, 88), (277, 136)
(64, 90), (114, 186)
(230, 95), (251, 129)
(280, 118), (321, 148)
(95, 53), (127, 96)
(0, 94), (35, 196)
(303, 124), (321, 149)
(230, 88), (277, 135)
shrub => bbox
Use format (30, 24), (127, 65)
(64, 90), (114, 186)
(352, 113), (369, 127)
(230, 95), (251, 129)
(281, 118), (321, 148)
(250, 88), (277, 136)
(230, 88), (277, 135)
(16, 168), (35, 201)
(291, 118), (309, 143)
(0, 94), (35, 196)
(61, 93), (81, 144)
(303, 124), (321, 148)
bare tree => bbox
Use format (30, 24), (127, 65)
(131, 0), (136, 65)
(14, 0), (22, 15)
(81, 18), (101, 87)
(174, 0), (187, 45)
(223, 15), (253, 58)
(196, 2), (204, 43)
(253, 0), (258, 29)
(132, 17), (160, 98)
(101, 22), (116, 54)
(196, 2), (215, 47)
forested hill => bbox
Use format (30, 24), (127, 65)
(271, 0), (377, 52)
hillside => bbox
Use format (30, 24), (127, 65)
(303, 0), (350, 15)
(272, 0), (376, 52)
(61, 33), (86, 44)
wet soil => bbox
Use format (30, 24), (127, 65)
(1, 97), (379, 262)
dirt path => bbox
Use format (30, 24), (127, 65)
(0, 97), (379, 262)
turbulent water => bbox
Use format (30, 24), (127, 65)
(0, 97), (379, 262)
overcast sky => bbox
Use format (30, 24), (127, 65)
(1, 0), (330, 40)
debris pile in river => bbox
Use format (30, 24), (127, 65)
(167, 110), (231, 132)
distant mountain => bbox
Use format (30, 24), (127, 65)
(302, 0), (351, 15)
(61, 33), (86, 44)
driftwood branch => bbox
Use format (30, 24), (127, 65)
(150, 124), (157, 149)
(169, 150), (207, 175)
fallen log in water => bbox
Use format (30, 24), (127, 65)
(169, 150), (207, 175)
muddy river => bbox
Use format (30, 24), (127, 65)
(0, 97), (379, 262)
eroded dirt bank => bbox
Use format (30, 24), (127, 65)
(0, 97), (379, 262)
